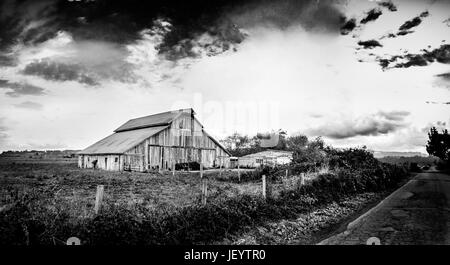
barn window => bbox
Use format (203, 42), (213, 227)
(115, 157), (118, 163)
(256, 159), (263, 163)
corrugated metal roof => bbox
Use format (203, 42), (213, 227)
(78, 126), (168, 155)
(114, 108), (193, 132)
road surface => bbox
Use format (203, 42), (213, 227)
(319, 169), (450, 245)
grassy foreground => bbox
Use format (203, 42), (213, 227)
(0, 147), (409, 245)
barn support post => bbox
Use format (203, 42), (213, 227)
(94, 185), (104, 214)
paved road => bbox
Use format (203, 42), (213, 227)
(319, 170), (450, 245)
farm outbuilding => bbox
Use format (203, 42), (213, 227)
(78, 108), (231, 172)
(238, 149), (293, 168)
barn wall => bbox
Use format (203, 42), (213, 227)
(78, 154), (122, 171)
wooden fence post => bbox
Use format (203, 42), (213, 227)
(285, 169), (288, 178)
(262, 175), (266, 200)
(172, 161), (175, 176)
(237, 159), (241, 182)
(201, 178), (208, 205)
(94, 185), (104, 214)
(219, 158), (223, 177)
(300, 173), (305, 186)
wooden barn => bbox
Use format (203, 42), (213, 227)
(78, 108), (231, 172)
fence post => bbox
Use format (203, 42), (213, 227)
(300, 173), (305, 186)
(172, 161), (175, 176)
(285, 169), (288, 178)
(237, 159), (241, 182)
(201, 178), (208, 205)
(262, 175), (266, 200)
(219, 158), (223, 177)
(94, 185), (104, 214)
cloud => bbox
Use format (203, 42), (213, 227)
(0, 79), (45, 97)
(426, 101), (450, 105)
(436, 72), (450, 80)
(398, 11), (429, 31)
(378, 44), (450, 69)
(307, 111), (410, 139)
(378, 1), (397, 12)
(444, 18), (450, 27)
(25, 142), (68, 150)
(340, 18), (356, 35)
(0, 118), (9, 146)
(360, 8), (382, 24)
(14, 101), (43, 110)
(379, 11), (429, 39)
(21, 59), (98, 85)
(358, 39), (382, 49)
(227, 0), (345, 32)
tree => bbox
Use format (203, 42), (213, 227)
(286, 134), (308, 151)
(220, 132), (261, 156)
(426, 127), (450, 162)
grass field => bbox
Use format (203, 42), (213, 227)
(0, 148), (411, 245)
(0, 160), (266, 218)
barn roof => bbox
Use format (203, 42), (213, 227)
(78, 126), (168, 155)
(114, 108), (194, 132)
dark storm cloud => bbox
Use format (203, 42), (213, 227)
(340, 18), (356, 35)
(379, 11), (429, 39)
(399, 11), (429, 31)
(360, 8), (382, 24)
(14, 101), (43, 110)
(308, 111), (409, 139)
(227, 0), (346, 31)
(358, 40), (382, 49)
(0, 79), (46, 97)
(378, 44), (450, 69)
(1, 0), (350, 62)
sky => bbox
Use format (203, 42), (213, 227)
(0, 0), (449, 153)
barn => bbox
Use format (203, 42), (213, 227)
(78, 108), (231, 172)
(238, 149), (293, 168)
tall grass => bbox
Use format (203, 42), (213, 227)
(0, 157), (409, 245)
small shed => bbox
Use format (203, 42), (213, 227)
(238, 149), (293, 168)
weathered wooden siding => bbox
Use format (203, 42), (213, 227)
(123, 113), (230, 171)
(78, 154), (122, 171)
